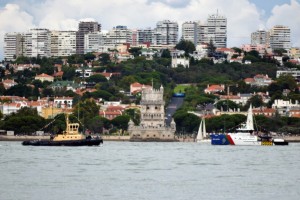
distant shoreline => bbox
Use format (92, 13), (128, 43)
(1, 135), (300, 143)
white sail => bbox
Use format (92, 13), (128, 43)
(196, 119), (203, 141)
(202, 117), (207, 138)
(246, 104), (254, 130)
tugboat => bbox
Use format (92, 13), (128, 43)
(22, 114), (103, 146)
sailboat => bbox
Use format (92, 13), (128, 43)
(196, 117), (210, 143)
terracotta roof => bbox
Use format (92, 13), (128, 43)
(206, 85), (224, 91)
(244, 78), (254, 83)
(131, 82), (143, 87)
(54, 71), (64, 77)
(36, 73), (53, 78)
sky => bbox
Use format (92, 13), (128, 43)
(0, 0), (299, 60)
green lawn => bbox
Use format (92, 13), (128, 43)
(174, 84), (190, 93)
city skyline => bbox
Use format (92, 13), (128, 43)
(0, 0), (299, 60)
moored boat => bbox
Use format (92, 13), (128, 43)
(211, 105), (273, 146)
(22, 114), (103, 146)
(273, 138), (289, 145)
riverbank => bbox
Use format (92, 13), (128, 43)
(1, 135), (300, 143)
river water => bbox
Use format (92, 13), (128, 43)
(0, 141), (300, 200)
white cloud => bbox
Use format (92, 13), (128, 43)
(0, 4), (34, 60)
(266, 0), (300, 46)
(0, 0), (298, 59)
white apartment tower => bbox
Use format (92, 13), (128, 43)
(23, 28), (51, 58)
(182, 21), (198, 45)
(51, 31), (76, 57)
(84, 32), (105, 53)
(137, 28), (153, 44)
(76, 21), (101, 54)
(4, 32), (23, 61)
(152, 20), (178, 45)
(251, 30), (270, 46)
(269, 25), (291, 50)
(198, 14), (227, 48)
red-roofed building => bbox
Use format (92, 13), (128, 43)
(53, 71), (64, 80)
(99, 105), (125, 120)
(204, 84), (225, 94)
(1, 79), (17, 89)
(130, 82), (152, 94)
(244, 74), (272, 87)
(35, 73), (54, 82)
(253, 107), (276, 117)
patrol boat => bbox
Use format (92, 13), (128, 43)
(22, 114), (103, 146)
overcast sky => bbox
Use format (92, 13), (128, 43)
(0, 0), (299, 60)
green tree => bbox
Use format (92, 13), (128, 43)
(161, 49), (171, 58)
(175, 39), (196, 56)
(84, 52), (96, 61)
(73, 99), (100, 126)
(86, 116), (104, 134)
(99, 53), (111, 65)
(86, 74), (107, 83)
(128, 47), (142, 57)
(111, 115), (130, 134)
(207, 39), (216, 57)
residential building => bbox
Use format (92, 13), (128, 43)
(252, 107), (276, 117)
(272, 99), (300, 116)
(182, 21), (198, 45)
(23, 28), (51, 58)
(35, 73), (54, 82)
(171, 50), (189, 68)
(76, 21), (101, 54)
(137, 28), (153, 44)
(3, 32), (23, 61)
(104, 25), (131, 47)
(50, 81), (81, 92)
(276, 69), (300, 83)
(84, 31), (105, 53)
(198, 14), (227, 48)
(54, 96), (73, 108)
(99, 105), (124, 120)
(204, 84), (225, 94)
(1, 79), (17, 89)
(130, 82), (152, 94)
(152, 20), (178, 45)
(244, 74), (273, 87)
(251, 30), (270, 46)
(269, 25), (291, 50)
(51, 31), (76, 57)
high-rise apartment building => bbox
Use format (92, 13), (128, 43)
(51, 31), (77, 57)
(152, 20), (178, 45)
(269, 25), (291, 50)
(137, 28), (153, 44)
(84, 31), (105, 53)
(105, 25), (131, 46)
(76, 21), (101, 54)
(23, 28), (51, 58)
(251, 30), (270, 46)
(198, 14), (227, 48)
(182, 21), (198, 45)
(4, 32), (23, 61)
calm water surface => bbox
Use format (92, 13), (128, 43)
(0, 141), (300, 200)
